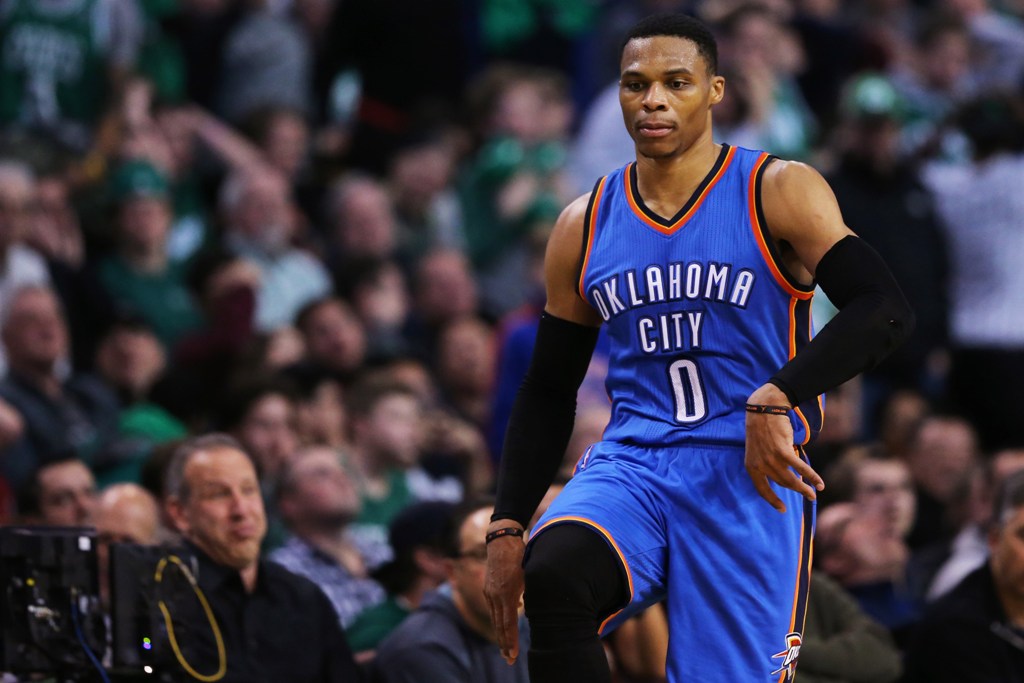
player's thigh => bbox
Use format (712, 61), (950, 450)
(662, 447), (812, 682)
(529, 460), (670, 630)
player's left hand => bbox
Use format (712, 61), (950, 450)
(484, 520), (526, 664)
(744, 384), (824, 513)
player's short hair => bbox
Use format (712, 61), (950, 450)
(622, 13), (718, 75)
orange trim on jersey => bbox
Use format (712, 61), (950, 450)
(787, 297), (798, 359)
(624, 146), (736, 235)
(788, 518), (806, 630)
(599, 609), (624, 634)
(780, 501), (811, 683)
(578, 176), (608, 300)
(794, 407), (812, 447)
(778, 505), (811, 679)
(530, 515), (635, 634)
(816, 394), (825, 433)
(748, 153), (813, 300)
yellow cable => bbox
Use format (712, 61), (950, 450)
(154, 555), (227, 682)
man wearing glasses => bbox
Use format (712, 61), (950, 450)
(371, 499), (530, 683)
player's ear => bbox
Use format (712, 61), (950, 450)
(709, 75), (725, 106)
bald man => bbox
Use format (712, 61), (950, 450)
(95, 483), (161, 547)
(94, 483), (161, 605)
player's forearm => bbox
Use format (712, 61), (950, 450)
(493, 377), (580, 528)
(492, 313), (599, 528)
(769, 236), (914, 406)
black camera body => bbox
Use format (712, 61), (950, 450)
(0, 526), (104, 676)
(1, 528), (203, 682)
(108, 542), (193, 677)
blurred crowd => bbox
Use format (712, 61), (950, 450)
(1, 0), (1024, 680)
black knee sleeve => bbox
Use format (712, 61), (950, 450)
(523, 524), (629, 683)
(523, 523), (629, 648)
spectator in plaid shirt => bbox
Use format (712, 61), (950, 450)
(271, 444), (386, 628)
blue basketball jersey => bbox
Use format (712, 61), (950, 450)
(578, 144), (824, 447)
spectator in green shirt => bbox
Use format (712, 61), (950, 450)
(96, 159), (202, 351)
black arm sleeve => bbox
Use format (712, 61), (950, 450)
(769, 236), (915, 406)
(492, 312), (600, 528)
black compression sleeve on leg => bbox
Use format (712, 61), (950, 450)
(769, 235), (915, 406)
(524, 524), (629, 683)
(492, 313), (600, 528)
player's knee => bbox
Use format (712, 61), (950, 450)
(523, 524), (626, 621)
(523, 540), (587, 616)
(523, 538), (597, 649)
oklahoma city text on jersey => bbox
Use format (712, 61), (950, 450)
(586, 260), (755, 354)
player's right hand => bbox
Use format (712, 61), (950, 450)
(744, 384), (824, 512)
(484, 521), (526, 665)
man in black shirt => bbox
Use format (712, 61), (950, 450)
(0, 286), (122, 489)
(164, 433), (360, 682)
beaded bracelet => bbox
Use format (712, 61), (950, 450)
(485, 527), (525, 544)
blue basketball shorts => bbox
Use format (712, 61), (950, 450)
(529, 440), (814, 683)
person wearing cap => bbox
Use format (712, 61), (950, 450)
(826, 74), (949, 412)
(95, 159), (202, 351)
(347, 500), (454, 654)
(903, 469), (1024, 681)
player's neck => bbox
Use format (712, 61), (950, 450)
(633, 134), (721, 215)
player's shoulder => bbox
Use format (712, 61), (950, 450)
(550, 190), (597, 245)
(559, 191), (597, 223)
(760, 158), (837, 214)
(759, 156), (847, 243)
(761, 158), (829, 193)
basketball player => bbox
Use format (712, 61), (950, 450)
(484, 13), (913, 683)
